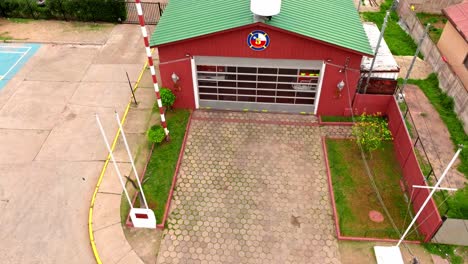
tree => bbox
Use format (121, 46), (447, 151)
(352, 112), (393, 158)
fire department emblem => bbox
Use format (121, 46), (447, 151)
(247, 30), (270, 51)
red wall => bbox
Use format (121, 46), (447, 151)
(352, 95), (443, 242)
(159, 58), (195, 109)
(386, 98), (443, 242)
(352, 94), (392, 115)
(156, 23), (364, 115)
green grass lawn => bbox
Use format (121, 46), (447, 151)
(407, 74), (468, 219)
(416, 13), (447, 43)
(140, 109), (190, 224)
(7, 18), (32, 23)
(326, 138), (422, 240)
(423, 243), (466, 264)
(362, 0), (418, 56)
(0, 31), (13, 41)
(321, 116), (354, 123)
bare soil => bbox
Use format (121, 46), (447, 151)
(404, 84), (466, 189)
(395, 56), (434, 80)
(0, 18), (115, 44)
(354, 0), (385, 12)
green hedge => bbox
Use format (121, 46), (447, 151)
(0, 0), (126, 22)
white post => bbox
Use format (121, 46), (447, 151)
(95, 114), (133, 209)
(397, 147), (463, 246)
(114, 111), (149, 209)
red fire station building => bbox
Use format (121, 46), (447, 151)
(150, 0), (373, 115)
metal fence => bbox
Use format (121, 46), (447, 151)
(124, 1), (167, 25)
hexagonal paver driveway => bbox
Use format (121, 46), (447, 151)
(157, 111), (341, 264)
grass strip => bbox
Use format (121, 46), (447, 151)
(142, 109), (190, 224)
(361, 0), (419, 56)
(321, 116), (354, 123)
(326, 138), (421, 239)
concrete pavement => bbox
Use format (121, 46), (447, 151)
(0, 24), (149, 263)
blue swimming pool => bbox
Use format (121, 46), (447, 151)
(0, 43), (41, 89)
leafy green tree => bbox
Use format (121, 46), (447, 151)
(352, 112), (393, 158)
(160, 88), (176, 111)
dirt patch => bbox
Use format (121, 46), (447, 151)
(355, 0), (385, 12)
(395, 56), (434, 80)
(404, 84), (466, 189)
(369, 210), (385, 223)
(0, 18), (114, 44)
(339, 241), (435, 264)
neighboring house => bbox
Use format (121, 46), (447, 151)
(408, 0), (463, 14)
(438, 1), (468, 89)
(150, 0), (373, 116)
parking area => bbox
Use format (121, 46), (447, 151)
(157, 111), (341, 264)
(0, 24), (148, 263)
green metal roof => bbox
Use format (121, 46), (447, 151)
(150, 0), (373, 55)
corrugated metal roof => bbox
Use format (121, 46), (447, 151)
(150, 0), (373, 55)
(361, 22), (399, 72)
(443, 1), (468, 42)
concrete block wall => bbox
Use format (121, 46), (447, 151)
(407, 0), (463, 14)
(398, 0), (468, 134)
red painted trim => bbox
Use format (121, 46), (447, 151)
(337, 236), (420, 244)
(425, 220), (444, 243)
(321, 136), (342, 238)
(318, 114), (354, 126)
(319, 121), (354, 126)
(157, 110), (194, 229)
(191, 116), (318, 127)
(153, 23), (373, 57)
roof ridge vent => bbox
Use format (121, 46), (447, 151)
(251, 0), (281, 22)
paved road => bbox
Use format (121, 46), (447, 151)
(0, 25), (146, 263)
(157, 111), (341, 264)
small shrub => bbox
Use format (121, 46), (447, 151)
(147, 125), (166, 144)
(446, 187), (468, 219)
(352, 112), (393, 156)
(0, 0), (126, 22)
(423, 243), (463, 264)
(160, 88), (176, 109)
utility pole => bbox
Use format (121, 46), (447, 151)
(397, 146), (463, 246)
(399, 23), (430, 95)
(363, 10), (390, 94)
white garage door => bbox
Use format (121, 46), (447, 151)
(193, 57), (325, 114)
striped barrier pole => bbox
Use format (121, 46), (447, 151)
(134, 0), (170, 139)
